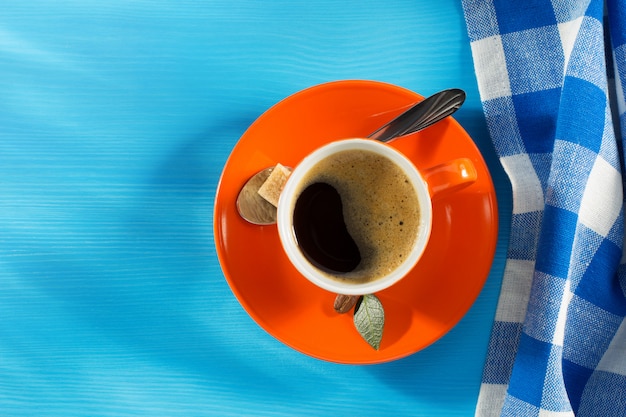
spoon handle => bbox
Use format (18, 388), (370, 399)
(368, 88), (466, 143)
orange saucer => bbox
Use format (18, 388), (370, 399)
(214, 80), (498, 364)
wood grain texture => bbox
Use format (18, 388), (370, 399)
(0, 1), (511, 416)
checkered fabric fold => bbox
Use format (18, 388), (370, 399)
(462, 0), (626, 416)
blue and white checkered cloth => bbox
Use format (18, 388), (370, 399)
(462, 0), (626, 415)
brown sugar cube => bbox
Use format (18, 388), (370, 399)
(257, 163), (291, 207)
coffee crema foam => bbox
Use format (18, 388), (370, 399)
(293, 149), (421, 284)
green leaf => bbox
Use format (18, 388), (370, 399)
(353, 294), (384, 350)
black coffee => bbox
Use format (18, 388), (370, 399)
(291, 149), (420, 284)
(293, 182), (361, 273)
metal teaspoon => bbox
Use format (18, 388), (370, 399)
(236, 88), (466, 225)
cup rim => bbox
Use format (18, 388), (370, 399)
(277, 138), (432, 295)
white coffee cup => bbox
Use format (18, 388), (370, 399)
(277, 138), (475, 295)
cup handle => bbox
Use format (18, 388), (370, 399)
(422, 158), (477, 200)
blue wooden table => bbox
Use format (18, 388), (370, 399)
(0, 1), (511, 416)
